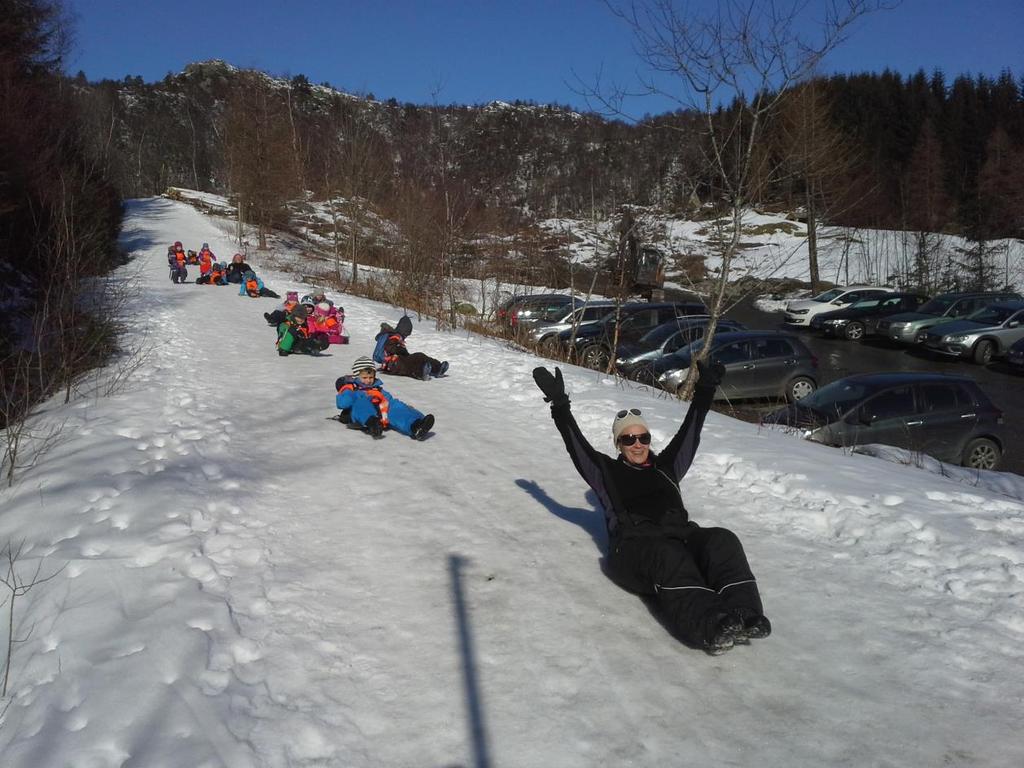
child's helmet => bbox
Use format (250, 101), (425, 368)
(244, 270), (256, 281)
(202, 242), (209, 249)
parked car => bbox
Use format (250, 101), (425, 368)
(784, 285), (895, 327)
(810, 292), (930, 340)
(1006, 336), (1024, 373)
(874, 291), (1023, 345)
(494, 293), (527, 325)
(559, 301), (708, 370)
(507, 293), (577, 332)
(655, 331), (818, 402)
(763, 372), (1005, 470)
(615, 317), (747, 381)
(527, 299), (616, 353)
(921, 301), (1024, 364)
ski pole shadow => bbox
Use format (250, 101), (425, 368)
(447, 554), (492, 768)
(513, 479), (607, 553)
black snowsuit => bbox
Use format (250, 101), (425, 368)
(379, 316), (444, 379)
(546, 386), (763, 649)
(225, 261), (253, 284)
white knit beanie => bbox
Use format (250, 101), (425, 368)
(612, 409), (649, 444)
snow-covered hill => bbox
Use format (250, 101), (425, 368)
(1, 198), (1022, 767)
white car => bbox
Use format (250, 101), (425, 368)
(784, 286), (895, 327)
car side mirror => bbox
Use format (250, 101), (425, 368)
(1009, 320), (1020, 328)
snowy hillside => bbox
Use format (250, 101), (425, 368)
(1, 197), (1022, 767)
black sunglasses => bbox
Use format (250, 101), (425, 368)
(615, 408), (642, 419)
(618, 432), (651, 446)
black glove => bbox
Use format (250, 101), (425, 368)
(532, 366), (569, 407)
(696, 359), (726, 389)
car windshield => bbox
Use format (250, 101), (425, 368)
(812, 288), (845, 303)
(640, 322), (697, 346)
(918, 296), (956, 316)
(538, 303), (574, 321)
(795, 379), (881, 419)
(850, 298), (882, 310)
(966, 305), (1018, 325)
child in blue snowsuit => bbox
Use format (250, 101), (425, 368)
(336, 356), (434, 440)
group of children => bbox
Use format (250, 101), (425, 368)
(257, 278), (448, 441)
(165, 239), (443, 441)
(166, 242), (270, 290)
(265, 289), (348, 356)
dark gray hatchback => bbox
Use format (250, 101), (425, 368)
(764, 372), (1006, 470)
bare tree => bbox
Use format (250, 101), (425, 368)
(1, 541), (64, 697)
(604, 0), (886, 395)
(223, 72), (298, 250)
(777, 79), (861, 292)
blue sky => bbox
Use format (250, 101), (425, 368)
(67, 0), (1022, 117)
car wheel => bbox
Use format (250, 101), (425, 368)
(962, 437), (1001, 470)
(844, 321), (865, 341)
(580, 344), (610, 371)
(787, 376), (816, 402)
(972, 339), (995, 365)
(540, 335), (560, 356)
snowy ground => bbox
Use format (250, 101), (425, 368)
(1, 197), (1023, 767)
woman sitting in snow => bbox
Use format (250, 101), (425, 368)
(335, 356), (434, 440)
(375, 315), (448, 380)
(532, 361), (770, 656)
(225, 253), (253, 284)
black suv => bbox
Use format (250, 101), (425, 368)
(559, 301), (707, 370)
(764, 372), (1005, 469)
(615, 316), (746, 381)
(810, 292), (930, 340)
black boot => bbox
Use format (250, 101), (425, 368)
(364, 416), (384, 438)
(730, 609), (772, 641)
(704, 613), (743, 656)
(411, 414), (434, 440)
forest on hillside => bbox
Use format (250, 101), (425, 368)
(1, 0), (123, 445)
(73, 61), (1024, 245)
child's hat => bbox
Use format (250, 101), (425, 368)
(286, 290), (299, 301)
(351, 356), (376, 374)
(317, 301), (331, 313)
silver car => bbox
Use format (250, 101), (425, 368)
(922, 301), (1024, 364)
(527, 300), (616, 353)
(876, 291), (1022, 344)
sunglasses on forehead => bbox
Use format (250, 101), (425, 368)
(615, 408), (642, 419)
(617, 432), (651, 446)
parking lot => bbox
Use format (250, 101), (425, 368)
(725, 298), (1024, 477)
